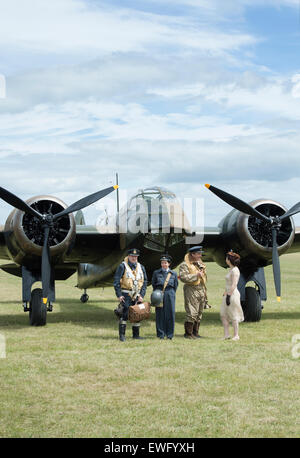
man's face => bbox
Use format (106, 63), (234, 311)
(128, 255), (138, 264)
(191, 252), (202, 262)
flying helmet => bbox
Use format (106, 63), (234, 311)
(150, 289), (163, 307)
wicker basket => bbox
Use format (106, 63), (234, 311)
(128, 302), (151, 323)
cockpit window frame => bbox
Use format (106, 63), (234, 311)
(133, 186), (177, 202)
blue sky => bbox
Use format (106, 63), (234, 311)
(1, 0), (300, 227)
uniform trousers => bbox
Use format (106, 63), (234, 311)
(183, 284), (206, 323)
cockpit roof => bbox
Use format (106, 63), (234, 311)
(134, 186), (177, 201)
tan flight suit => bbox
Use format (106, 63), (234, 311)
(179, 253), (207, 338)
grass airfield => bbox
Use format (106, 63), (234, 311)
(0, 253), (299, 438)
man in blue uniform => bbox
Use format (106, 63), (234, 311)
(151, 254), (178, 340)
(113, 248), (147, 341)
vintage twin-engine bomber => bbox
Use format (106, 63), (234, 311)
(0, 184), (300, 326)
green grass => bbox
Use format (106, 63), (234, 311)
(0, 253), (299, 438)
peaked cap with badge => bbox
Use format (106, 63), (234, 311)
(127, 248), (140, 256)
(160, 254), (172, 263)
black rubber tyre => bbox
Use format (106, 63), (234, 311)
(29, 288), (47, 326)
(80, 293), (89, 303)
(242, 286), (262, 322)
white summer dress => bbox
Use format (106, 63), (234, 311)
(220, 266), (244, 323)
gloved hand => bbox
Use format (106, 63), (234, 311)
(226, 295), (231, 306)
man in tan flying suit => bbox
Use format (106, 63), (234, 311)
(179, 246), (207, 339)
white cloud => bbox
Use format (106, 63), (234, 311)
(0, 99), (273, 156)
(149, 73), (300, 120)
(0, 0), (256, 60)
(0, 0), (300, 230)
(0, 74), (5, 98)
(291, 74), (300, 98)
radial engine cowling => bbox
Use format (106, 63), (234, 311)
(4, 195), (76, 267)
(215, 199), (295, 270)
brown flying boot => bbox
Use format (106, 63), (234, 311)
(193, 321), (201, 339)
(184, 321), (196, 339)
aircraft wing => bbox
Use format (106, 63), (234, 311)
(199, 226), (300, 258)
(0, 224), (124, 280)
(195, 226), (300, 259)
(185, 224), (300, 268)
(65, 225), (122, 263)
(2, 222), (300, 269)
(0, 223), (122, 264)
(286, 226), (300, 253)
(194, 227), (223, 262)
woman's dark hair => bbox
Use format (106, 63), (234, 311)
(226, 251), (240, 266)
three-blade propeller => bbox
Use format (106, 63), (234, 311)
(0, 185), (118, 304)
(205, 184), (300, 302)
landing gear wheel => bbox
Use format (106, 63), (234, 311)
(242, 286), (262, 322)
(29, 288), (47, 326)
(80, 293), (89, 303)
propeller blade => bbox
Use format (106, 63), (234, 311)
(41, 226), (51, 304)
(53, 185), (119, 221)
(279, 202), (300, 222)
(205, 184), (270, 222)
(0, 186), (42, 220)
(271, 227), (281, 302)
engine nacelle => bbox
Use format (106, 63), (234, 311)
(4, 195), (76, 267)
(213, 199), (295, 271)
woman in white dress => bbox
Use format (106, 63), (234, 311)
(220, 251), (244, 341)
